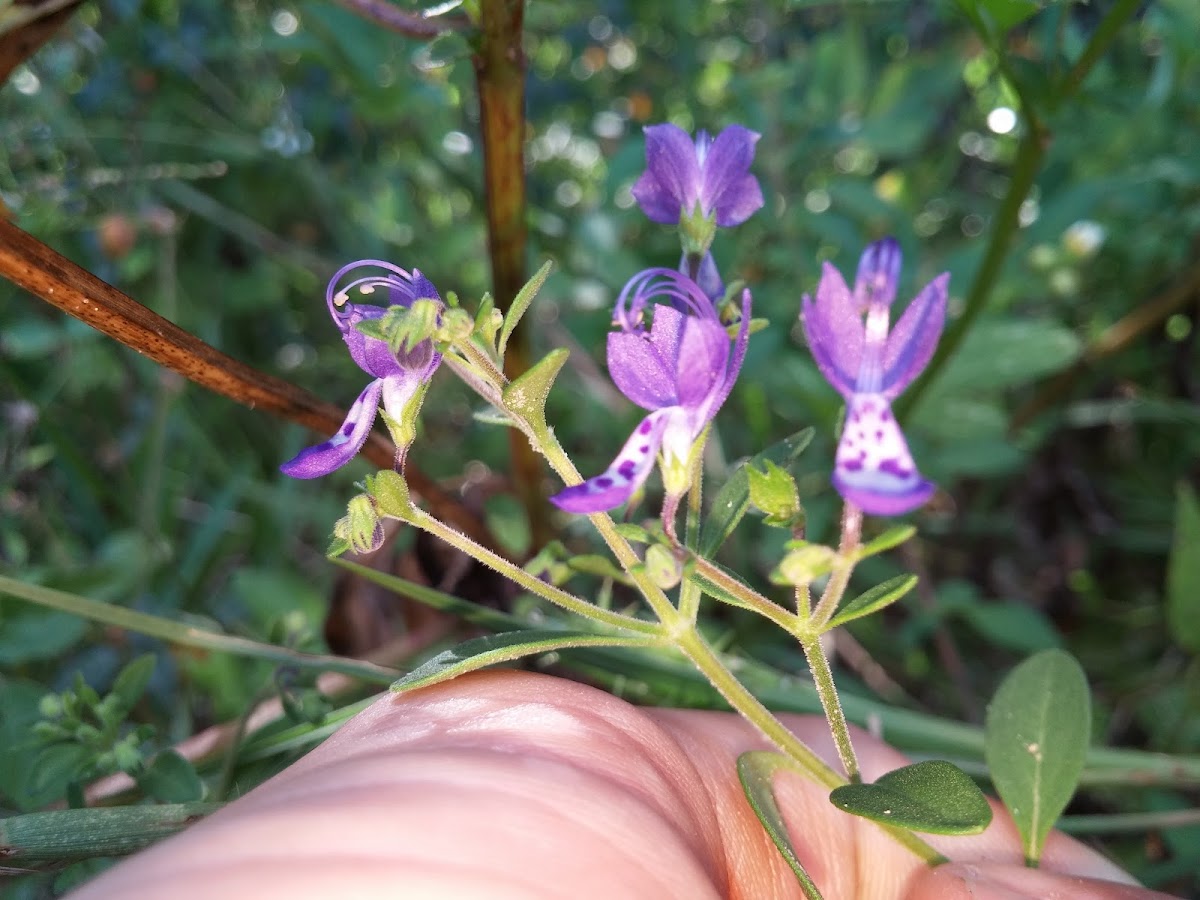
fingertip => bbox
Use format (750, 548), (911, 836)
(906, 862), (1173, 900)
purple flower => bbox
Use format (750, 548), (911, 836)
(632, 124), (764, 228)
(800, 238), (949, 516)
(281, 259), (442, 479)
(551, 269), (751, 514)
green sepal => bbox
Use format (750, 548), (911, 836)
(645, 543), (682, 590)
(985, 649), (1091, 865)
(498, 260), (554, 359)
(474, 292), (502, 350)
(345, 494), (384, 554)
(826, 575), (918, 629)
(678, 203), (717, 257)
(368, 470), (414, 519)
(772, 542), (837, 587)
(737, 752), (824, 898)
(829, 760), (992, 835)
(391, 630), (659, 693)
(746, 459), (804, 528)
(501, 347), (568, 436)
(700, 427), (815, 556)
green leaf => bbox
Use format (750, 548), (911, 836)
(29, 743), (90, 798)
(746, 459), (804, 528)
(688, 560), (764, 613)
(0, 802), (219, 862)
(566, 553), (633, 586)
(737, 752), (823, 898)
(827, 575), (918, 629)
(829, 760), (992, 835)
(929, 320), (1082, 394)
(0, 611), (88, 665)
(498, 260), (553, 358)
(109, 654), (157, 718)
(391, 630), (658, 693)
(985, 649), (1091, 865)
(978, 0), (1042, 32)
(856, 525), (916, 561)
(700, 427), (814, 556)
(1166, 483), (1200, 653)
(501, 348), (569, 436)
(136, 750), (205, 803)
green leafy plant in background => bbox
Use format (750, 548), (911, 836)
(1, 0), (1199, 895)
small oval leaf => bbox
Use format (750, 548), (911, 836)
(391, 630), (657, 693)
(984, 649), (1091, 865)
(828, 575), (918, 628)
(737, 752), (823, 898)
(829, 760), (992, 835)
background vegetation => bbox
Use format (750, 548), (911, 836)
(1, 0), (1198, 895)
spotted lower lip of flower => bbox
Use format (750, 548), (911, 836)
(800, 238), (948, 516)
(550, 269), (751, 514)
(632, 123), (764, 229)
(280, 260), (443, 479)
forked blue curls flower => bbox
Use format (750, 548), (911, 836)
(550, 269), (751, 514)
(800, 238), (948, 516)
(280, 260), (442, 479)
(632, 124), (764, 229)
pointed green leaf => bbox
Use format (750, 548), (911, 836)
(828, 575), (918, 629)
(855, 525), (916, 561)
(978, 0), (1041, 32)
(1166, 483), (1200, 653)
(566, 553), (633, 586)
(0, 802), (219, 862)
(701, 427), (814, 556)
(109, 654), (157, 717)
(746, 459), (804, 528)
(985, 649), (1091, 865)
(687, 560), (763, 613)
(830, 760), (992, 835)
(136, 750), (204, 803)
(501, 347), (569, 435)
(391, 630), (658, 693)
(738, 752), (823, 898)
(498, 260), (553, 358)
(613, 523), (651, 544)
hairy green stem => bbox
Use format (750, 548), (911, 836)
(810, 503), (862, 626)
(688, 555), (797, 633)
(403, 507), (659, 635)
(675, 628), (944, 864)
(800, 634), (861, 782)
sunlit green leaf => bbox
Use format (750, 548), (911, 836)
(830, 760), (992, 835)
(985, 650), (1091, 865)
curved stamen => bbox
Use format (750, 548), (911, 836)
(613, 267), (716, 333)
(326, 259), (418, 322)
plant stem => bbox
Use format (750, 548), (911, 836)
(810, 502), (862, 626)
(473, 0), (550, 548)
(800, 633), (861, 782)
(405, 507), (659, 635)
(675, 627), (944, 864)
(688, 555), (797, 633)
(0, 575), (400, 685)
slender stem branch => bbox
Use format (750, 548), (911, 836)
(800, 634), (861, 782)
(334, 0), (469, 38)
(675, 628), (946, 865)
(1056, 0), (1142, 101)
(404, 507), (659, 635)
(688, 555), (797, 633)
(811, 503), (862, 626)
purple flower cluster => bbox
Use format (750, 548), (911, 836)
(280, 260), (442, 479)
(800, 238), (948, 516)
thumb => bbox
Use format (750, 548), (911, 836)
(906, 862), (1178, 900)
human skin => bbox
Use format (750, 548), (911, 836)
(71, 670), (1173, 900)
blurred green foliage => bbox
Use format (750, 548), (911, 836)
(1, 0), (1199, 894)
